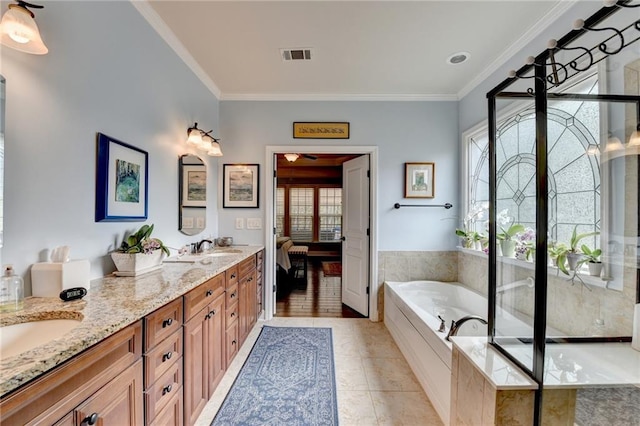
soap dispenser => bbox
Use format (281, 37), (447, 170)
(0, 265), (24, 312)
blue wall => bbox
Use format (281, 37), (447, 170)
(219, 100), (460, 251)
(0, 1), (220, 292)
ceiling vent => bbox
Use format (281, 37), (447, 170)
(281, 48), (313, 62)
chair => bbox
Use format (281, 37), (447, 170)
(287, 244), (309, 282)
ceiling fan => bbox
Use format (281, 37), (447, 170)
(283, 153), (318, 162)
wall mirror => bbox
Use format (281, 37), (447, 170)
(179, 154), (206, 235)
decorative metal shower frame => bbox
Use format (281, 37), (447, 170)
(486, 2), (640, 424)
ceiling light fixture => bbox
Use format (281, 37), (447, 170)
(284, 153), (299, 162)
(0, 0), (48, 55)
(446, 51), (470, 65)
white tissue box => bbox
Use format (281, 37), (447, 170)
(31, 260), (90, 297)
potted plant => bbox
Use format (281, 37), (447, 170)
(455, 228), (474, 249)
(553, 226), (599, 275)
(580, 245), (603, 277)
(497, 223), (525, 258)
(549, 242), (570, 274)
(111, 224), (170, 273)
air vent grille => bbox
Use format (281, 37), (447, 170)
(281, 48), (313, 62)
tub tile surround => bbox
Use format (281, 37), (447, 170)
(0, 246), (263, 397)
(457, 250), (635, 337)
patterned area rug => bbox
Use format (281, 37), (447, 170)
(212, 326), (338, 426)
(322, 261), (342, 277)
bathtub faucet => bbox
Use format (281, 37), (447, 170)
(445, 315), (488, 341)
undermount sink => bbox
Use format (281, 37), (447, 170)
(1, 318), (83, 359)
(163, 249), (243, 264)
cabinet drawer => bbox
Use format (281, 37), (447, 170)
(144, 328), (183, 387)
(149, 386), (183, 426)
(226, 302), (238, 326)
(238, 255), (256, 278)
(145, 298), (183, 351)
(226, 283), (238, 309)
(225, 320), (239, 365)
(145, 359), (183, 424)
(226, 265), (239, 288)
(74, 359), (144, 426)
(184, 274), (225, 321)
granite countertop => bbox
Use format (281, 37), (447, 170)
(0, 245), (263, 397)
(452, 336), (640, 389)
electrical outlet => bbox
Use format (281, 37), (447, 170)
(247, 218), (262, 230)
(235, 218), (245, 229)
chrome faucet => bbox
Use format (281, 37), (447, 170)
(195, 239), (213, 253)
(445, 315), (488, 341)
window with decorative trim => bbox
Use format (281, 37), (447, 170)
(276, 185), (342, 242)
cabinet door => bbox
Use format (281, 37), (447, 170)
(183, 307), (209, 426)
(74, 359), (143, 426)
(247, 269), (257, 331)
(207, 293), (226, 398)
(225, 319), (239, 366)
(238, 278), (249, 347)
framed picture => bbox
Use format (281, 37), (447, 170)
(293, 122), (350, 139)
(223, 164), (259, 208)
(95, 133), (148, 222)
(404, 162), (435, 198)
(182, 164), (206, 207)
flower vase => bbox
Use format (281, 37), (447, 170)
(474, 241), (482, 251)
(111, 251), (164, 273)
(500, 240), (516, 258)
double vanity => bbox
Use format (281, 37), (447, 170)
(0, 246), (264, 426)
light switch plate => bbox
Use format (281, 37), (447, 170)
(235, 218), (245, 229)
(247, 218), (262, 230)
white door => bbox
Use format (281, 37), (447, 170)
(342, 155), (370, 316)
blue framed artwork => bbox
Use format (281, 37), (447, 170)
(95, 133), (148, 222)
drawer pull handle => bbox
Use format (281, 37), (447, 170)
(206, 289), (213, 297)
(162, 318), (173, 328)
(230, 292), (236, 298)
(230, 312), (236, 317)
(231, 274), (236, 279)
(232, 339), (237, 346)
(83, 413), (99, 425)
(162, 351), (173, 362)
(210, 309), (216, 316)
(205, 312), (211, 320)
(162, 384), (173, 395)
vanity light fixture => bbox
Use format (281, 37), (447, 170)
(284, 153), (299, 162)
(203, 133), (223, 157)
(186, 122), (204, 146)
(604, 135), (625, 153)
(628, 125), (640, 147)
(0, 0), (48, 55)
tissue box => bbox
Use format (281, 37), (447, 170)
(31, 260), (90, 297)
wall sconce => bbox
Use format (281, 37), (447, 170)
(284, 153), (299, 162)
(0, 1), (48, 55)
(185, 123), (223, 157)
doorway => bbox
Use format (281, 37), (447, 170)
(264, 145), (379, 321)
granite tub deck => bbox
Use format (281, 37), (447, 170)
(0, 245), (263, 397)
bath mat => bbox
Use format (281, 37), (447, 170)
(322, 261), (342, 277)
(211, 326), (338, 426)
(574, 386), (640, 426)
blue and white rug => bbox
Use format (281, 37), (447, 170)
(212, 326), (338, 426)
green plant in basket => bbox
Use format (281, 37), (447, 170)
(117, 224), (170, 256)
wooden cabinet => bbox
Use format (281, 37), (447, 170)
(256, 250), (264, 318)
(238, 255), (257, 347)
(183, 274), (226, 426)
(74, 359), (143, 426)
(225, 270), (240, 366)
(0, 322), (143, 426)
(143, 298), (184, 425)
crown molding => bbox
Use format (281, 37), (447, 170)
(456, 0), (578, 99)
(131, 0), (222, 99)
(220, 93), (459, 102)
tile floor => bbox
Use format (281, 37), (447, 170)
(195, 317), (443, 426)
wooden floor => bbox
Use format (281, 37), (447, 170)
(275, 259), (365, 318)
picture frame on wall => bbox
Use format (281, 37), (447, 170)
(293, 122), (350, 139)
(223, 164), (260, 208)
(404, 162), (435, 198)
(95, 133), (148, 222)
(181, 164), (206, 207)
